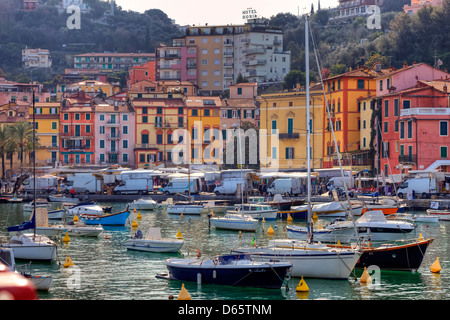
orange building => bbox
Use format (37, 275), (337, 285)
(322, 67), (389, 169)
(128, 61), (156, 86)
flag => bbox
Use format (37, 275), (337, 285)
(251, 237), (256, 246)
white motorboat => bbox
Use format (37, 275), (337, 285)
(47, 208), (66, 220)
(227, 203), (278, 220)
(126, 227), (183, 253)
(287, 210), (416, 243)
(157, 198), (174, 210)
(209, 213), (259, 232)
(231, 239), (361, 279)
(128, 198), (157, 210)
(166, 202), (204, 215)
(66, 201), (110, 217)
(393, 213), (440, 223)
(426, 209), (450, 221)
(203, 200), (234, 213)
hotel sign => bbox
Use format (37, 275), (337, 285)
(242, 8), (258, 20)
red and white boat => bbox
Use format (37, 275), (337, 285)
(426, 209), (450, 221)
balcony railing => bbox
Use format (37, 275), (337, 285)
(399, 154), (417, 164)
(279, 133), (300, 139)
(135, 144), (157, 150)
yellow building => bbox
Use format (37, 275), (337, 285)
(258, 87), (324, 170)
(28, 102), (60, 166)
(186, 96), (222, 165)
(322, 68), (388, 169)
(57, 80), (120, 100)
(130, 91), (187, 169)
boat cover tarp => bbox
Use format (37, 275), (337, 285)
(311, 202), (344, 213)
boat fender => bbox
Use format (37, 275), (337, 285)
(212, 270), (217, 279)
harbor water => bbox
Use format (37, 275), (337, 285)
(0, 200), (449, 301)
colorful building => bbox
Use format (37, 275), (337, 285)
(377, 80), (450, 175)
(185, 96), (222, 165)
(258, 86), (324, 170)
(29, 102), (60, 167)
(59, 91), (95, 165)
(73, 53), (155, 72)
(404, 0), (443, 14)
(130, 91), (186, 169)
(128, 61), (156, 86)
(61, 80), (121, 100)
(94, 100), (135, 167)
(0, 75), (50, 106)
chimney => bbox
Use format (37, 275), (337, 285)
(403, 62), (408, 68)
(375, 64), (382, 72)
(443, 84), (447, 92)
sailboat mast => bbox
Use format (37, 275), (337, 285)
(32, 90), (36, 238)
(305, 15), (313, 244)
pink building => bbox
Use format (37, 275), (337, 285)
(378, 81), (450, 175)
(404, 0), (443, 15)
(94, 99), (136, 168)
(0, 76), (50, 106)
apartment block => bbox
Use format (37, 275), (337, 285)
(73, 53), (155, 72)
(22, 48), (52, 68)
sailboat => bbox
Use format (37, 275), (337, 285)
(231, 15), (361, 279)
(0, 92), (57, 262)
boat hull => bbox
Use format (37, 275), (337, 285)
(165, 257), (291, 289)
(427, 209), (450, 221)
(126, 239), (184, 253)
(210, 217), (259, 232)
(80, 210), (130, 226)
(354, 239), (433, 271)
(231, 247), (360, 279)
(167, 205), (204, 215)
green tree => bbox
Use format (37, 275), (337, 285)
(7, 122), (35, 167)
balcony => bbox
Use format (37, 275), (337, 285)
(135, 144), (157, 150)
(399, 154), (417, 164)
(400, 108), (450, 117)
(155, 122), (171, 128)
(106, 134), (121, 140)
(106, 120), (120, 127)
(279, 133), (300, 140)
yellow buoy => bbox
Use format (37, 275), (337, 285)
(131, 219), (138, 228)
(296, 276), (309, 292)
(63, 256), (74, 268)
(312, 212), (318, 220)
(267, 225), (274, 235)
(177, 283), (191, 300)
(262, 217), (266, 223)
(430, 257), (441, 273)
(136, 211), (142, 220)
(287, 213), (293, 223)
(360, 267), (372, 284)
(337, 240), (342, 246)
(62, 232), (70, 243)
(418, 233), (423, 241)
(176, 229), (183, 239)
(133, 207), (137, 213)
(73, 214), (78, 222)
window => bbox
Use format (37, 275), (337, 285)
(394, 99), (399, 116)
(272, 147), (277, 159)
(100, 140), (105, 148)
(403, 100), (410, 109)
(357, 79), (364, 89)
(100, 114), (105, 121)
(168, 134), (173, 144)
(407, 121), (412, 139)
(75, 113), (80, 120)
(52, 122), (57, 130)
(63, 114), (69, 120)
(178, 107), (183, 115)
(271, 120), (277, 134)
(395, 120), (399, 132)
(122, 153), (128, 163)
(142, 107), (148, 114)
(157, 134), (163, 144)
(178, 117), (184, 127)
(142, 116), (148, 123)
(384, 100), (389, 117)
(85, 113), (91, 120)
(192, 109), (198, 116)
(400, 122), (405, 139)
(155, 116), (162, 127)
(204, 109), (210, 116)
(285, 147), (294, 159)
(142, 133), (149, 144)
(237, 88), (242, 95)
(122, 140), (128, 149)
(122, 126), (128, 134)
(122, 114), (128, 121)
(379, 80), (383, 91)
(157, 107), (163, 114)
(441, 146), (448, 158)
(384, 121), (388, 133)
(440, 121), (448, 136)
(192, 127), (198, 140)
(86, 125), (91, 133)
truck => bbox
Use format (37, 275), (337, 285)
(62, 173), (102, 195)
(162, 177), (200, 195)
(22, 175), (58, 192)
(114, 178), (151, 195)
(266, 178), (301, 196)
(326, 176), (355, 190)
(397, 177), (438, 199)
(213, 178), (248, 195)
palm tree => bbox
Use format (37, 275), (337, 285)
(7, 122), (35, 168)
(0, 125), (9, 179)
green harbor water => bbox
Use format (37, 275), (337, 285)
(0, 200), (449, 301)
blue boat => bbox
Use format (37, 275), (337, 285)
(164, 254), (292, 289)
(79, 209), (130, 226)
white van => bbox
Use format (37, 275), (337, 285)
(162, 178), (200, 195)
(62, 174), (101, 195)
(114, 179), (151, 195)
(22, 176), (58, 192)
(267, 178), (301, 196)
(326, 176), (355, 190)
(214, 179), (247, 195)
(397, 178), (437, 199)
